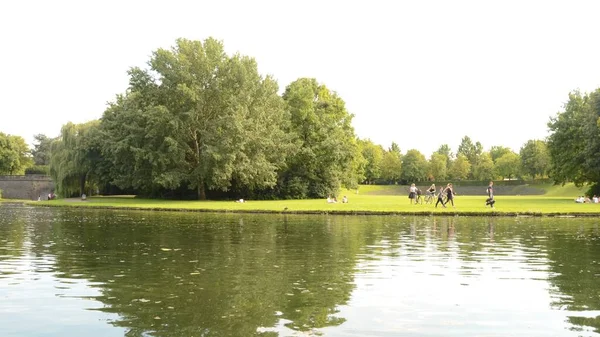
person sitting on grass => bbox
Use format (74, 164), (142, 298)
(342, 195), (348, 203)
(575, 196), (584, 203)
(593, 195), (599, 203)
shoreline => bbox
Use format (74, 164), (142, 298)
(21, 202), (600, 217)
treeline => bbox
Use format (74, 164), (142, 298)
(358, 136), (550, 185)
(1, 38), (598, 198)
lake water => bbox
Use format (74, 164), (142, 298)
(1, 205), (599, 337)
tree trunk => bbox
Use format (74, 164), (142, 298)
(198, 178), (206, 200)
(79, 175), (86, 197)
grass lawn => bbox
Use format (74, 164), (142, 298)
(27, 187), (600, 216)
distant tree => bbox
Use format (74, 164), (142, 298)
(520, 139), (550, 179)
(401, 149), (428, 182)
(428, 152), (447, 181)
(435, 144), (453, 167)
(0, 133), (33, 175)
(494, 152), (521, 180)
(472, 152), (495, 181)
(448, 154), (471, 180)
(457, 136), (482, 178)
(358, 139), (384, 184)
(489, 145), (512, 163)
(380, 145), (402, 184)
(31, 134), (54, 166)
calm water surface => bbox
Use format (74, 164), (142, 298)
(1, 205), (599, 336)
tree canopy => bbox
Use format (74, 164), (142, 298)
(0, 133), (32, 175)
(547, 89), (600, 195)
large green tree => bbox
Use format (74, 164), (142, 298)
(0, 133), (32, 175)
(101, 38), (290, 199)
(400, 149), (428, 182)
(520, 139), (550, 179)
(279, 78), (359, 198)
(494, 151), (521, 180)
(547, 89), (600, 194)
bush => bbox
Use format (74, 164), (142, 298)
(25, 165), (49, 175)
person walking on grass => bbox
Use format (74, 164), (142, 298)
(485, 181), (495, 208)
(435, 185), (446, 208)
(445, 183), (455, 208)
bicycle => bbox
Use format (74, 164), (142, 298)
(424, 191), (436, 204)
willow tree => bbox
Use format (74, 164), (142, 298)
(49, 121), (102, 197)
(101, 38), (290, 199)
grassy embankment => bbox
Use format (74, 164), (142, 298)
(25, 183), (600, 216)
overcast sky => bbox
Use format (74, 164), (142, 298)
(1, 0), (599, 156)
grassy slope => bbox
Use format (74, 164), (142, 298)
(29, 184), (600, 216)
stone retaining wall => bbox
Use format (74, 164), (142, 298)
(0, 175), (55, 200)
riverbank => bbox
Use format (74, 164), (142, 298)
(23, 194), (600, 217)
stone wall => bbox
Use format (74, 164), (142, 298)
(0, 175), (55, 200)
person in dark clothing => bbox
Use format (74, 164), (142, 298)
(445, 183), (455, 207)
(435, 186), (446, 208)
(485, 181), (495, 208)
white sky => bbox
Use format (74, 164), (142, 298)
(1, 0), (599, 156)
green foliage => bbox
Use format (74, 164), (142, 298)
(49, 121), (103, 197)
(24, 165), (49, 175)
(547, 90), (591, 185)
(547, 88), (600, 197)
(401, 149), (428, 182)
(358, 139), (384, 184)
(472, 152), (495, 181)
(31, 134), (53, 165)
(489, 145), (512, 163)
(279, 78), (359, 198)
(101, 38), (290, 199)
(428, 153), (447, 181)
(0, 133), (33, 175)
(520, 139), (550, 178)
(435, 144), (453, 167)
(457, 135), (482, 178)
(448, 154), (471, 180)
(494, 151), (521, 179)
(380, 145), (402, 184)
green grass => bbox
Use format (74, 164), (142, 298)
(28, 191), (600, 216)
